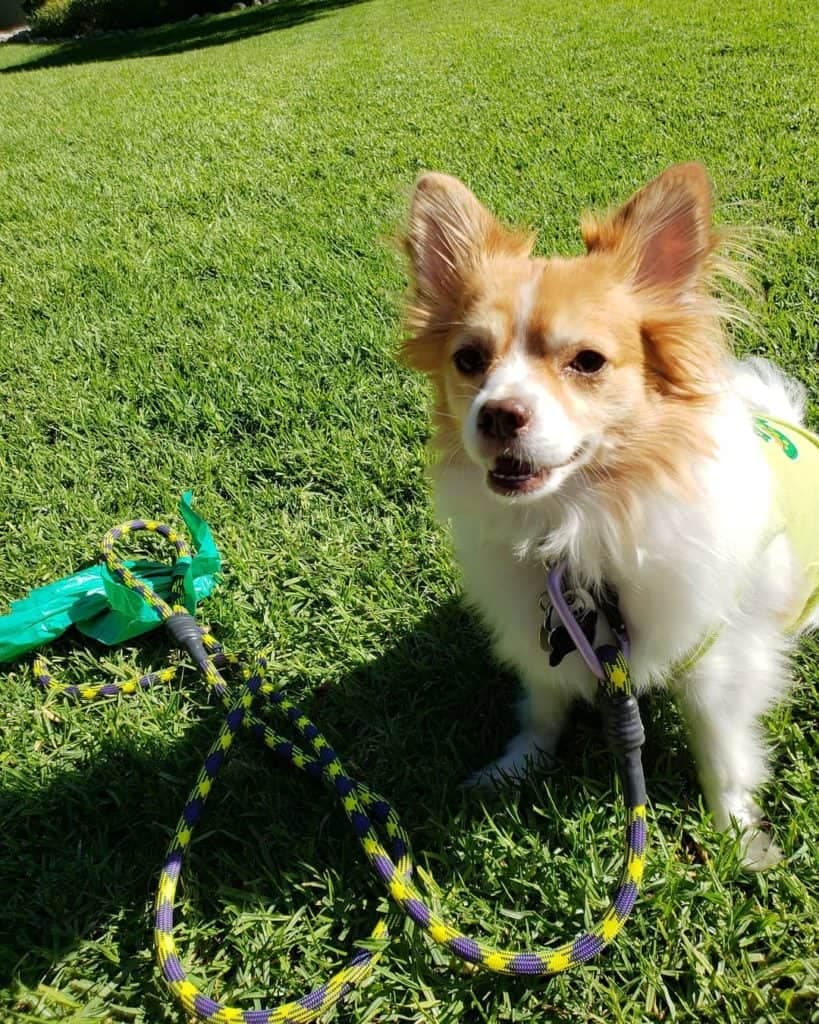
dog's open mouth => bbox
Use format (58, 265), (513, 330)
(488, 455), (548, 494)
(487, 449), (583, 496)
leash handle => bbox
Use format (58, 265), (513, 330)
(100, 519), (193, 622)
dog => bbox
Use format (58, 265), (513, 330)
(400, 163), (819, 870)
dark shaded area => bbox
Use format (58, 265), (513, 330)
(1, 0), (368, 74)
(0, 0), (25, 32)
(0, 596), (689, 1015)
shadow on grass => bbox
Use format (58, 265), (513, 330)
(0, 0), (369, 74)
(0, 596), (687, 1014)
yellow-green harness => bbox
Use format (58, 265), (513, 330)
(29, 516), (648, 1024)
(754, 414), (819, 631)
(666, 414), (819, 681)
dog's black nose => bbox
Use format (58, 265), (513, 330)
(477, 399), (531, 440)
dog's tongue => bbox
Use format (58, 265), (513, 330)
(493, 455), (534, 479)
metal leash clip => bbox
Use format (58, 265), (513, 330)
(539, 584), (599, 666)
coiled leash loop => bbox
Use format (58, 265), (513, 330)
(32, 517), (648, 1022)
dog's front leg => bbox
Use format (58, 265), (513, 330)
(464, 681), (573, 789)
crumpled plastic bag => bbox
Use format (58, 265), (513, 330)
(0, 492), (221, 663)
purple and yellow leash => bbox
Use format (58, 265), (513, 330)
(32, 515), (648, 1023)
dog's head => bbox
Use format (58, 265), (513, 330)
(402, 165), (734, 507)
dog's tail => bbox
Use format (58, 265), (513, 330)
(732, 356), (807, 425)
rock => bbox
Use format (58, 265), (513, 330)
(188, 12), (200, 18)
(231, 2), (247, 8)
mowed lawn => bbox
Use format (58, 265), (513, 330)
(0, 1), (816, 1021)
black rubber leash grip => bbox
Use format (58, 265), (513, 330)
(165, 611), (210, 667)
(603, 693), (647, 808)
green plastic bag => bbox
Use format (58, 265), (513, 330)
(0, 492), (221, 664)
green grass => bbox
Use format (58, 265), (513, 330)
(0, 0), (817, 1021)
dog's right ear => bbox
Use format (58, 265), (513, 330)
(404, 175), (533, 356)
(405, 173), (494, 307)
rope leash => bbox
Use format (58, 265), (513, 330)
(33, 516), (648, 1023)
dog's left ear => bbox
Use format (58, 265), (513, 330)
(582, 163), (715, 297)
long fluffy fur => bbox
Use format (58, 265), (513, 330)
(401, 165), (814, 869)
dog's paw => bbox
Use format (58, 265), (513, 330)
(462, 732), (554, 790)
(716, 797), (783, 871)
(739, 828), (783, 871)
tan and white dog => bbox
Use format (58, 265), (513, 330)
(401, 164), (818, 869)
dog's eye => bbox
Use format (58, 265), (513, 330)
(453, 345), (488, 376)
(569, 350), (607, 375)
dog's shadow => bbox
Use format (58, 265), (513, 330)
(0, 598), (693, 1014)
